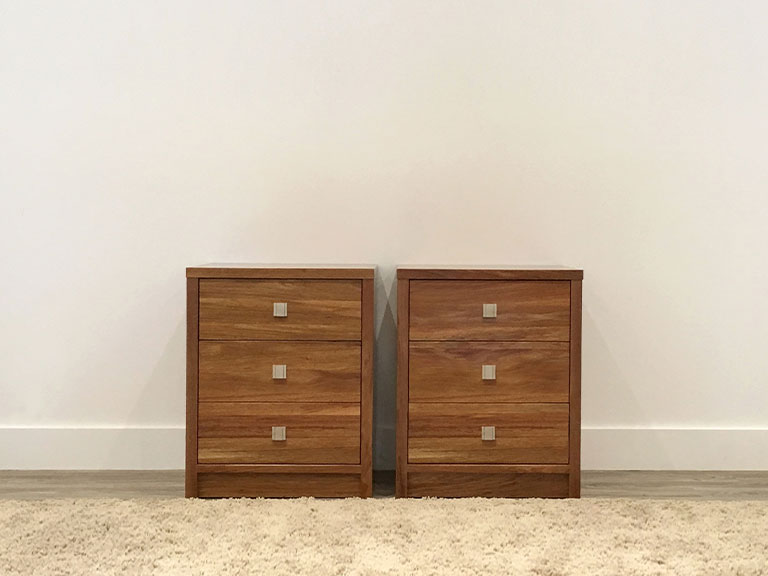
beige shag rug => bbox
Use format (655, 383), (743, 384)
(1, 498), (767, 575)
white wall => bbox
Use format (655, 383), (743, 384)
(2, 1), (767, 470)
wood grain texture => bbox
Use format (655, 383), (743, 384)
(409, 280), (571, 341)
(0, 471), (186, 500)
(196, 464), (361, 474)
(189, 267), (374, 497)
(197, 439), (359, 466)
(186, 278), (199, 498)
(406, 464), (570, 474)
(360, 278), (374, 497)
(198, 403), (360, 464)
(397, 267), (583, 281)
(199, 341), (361, 403)
(395, 278), (409, 497)
(408, 403), (569, 464)
(569, 279), (583, 497)
(199, 279), (361, 341)
(8, 470), (768, 500)
(407, 471), (570, 498)
(409, 341), (569, 403)
(197, 472), (363, 498)
(395, 268), (582, 498)
(188, 265), (375, 280)
(197, 402), (361, 438)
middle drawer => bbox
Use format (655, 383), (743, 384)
(409, 341), (569, 403)
(199, 341), (361, 403)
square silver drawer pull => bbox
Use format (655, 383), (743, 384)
(272, 364), (287, 380)
(481, 365), (496, 380)
(272, 426), (286, 441)
(481, 426), (496, 441)
(273, 302), (288, 317)
(482, 303), (497, 318)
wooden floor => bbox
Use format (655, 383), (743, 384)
(1, 470), (767, 500)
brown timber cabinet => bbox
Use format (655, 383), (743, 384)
(396, 267), (583, 498)
(186, 265), (374, 498)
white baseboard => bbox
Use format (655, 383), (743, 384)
(582, 427), (768, 470)
(0, 427), (184, 470)
(1, 426), (767, 470)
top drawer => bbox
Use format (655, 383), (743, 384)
(199, 279), (361, 340)
(409, 280), (571, 341)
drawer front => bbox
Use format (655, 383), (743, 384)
(408, 403), (569, 464)
(198, 403), (360, 464)
(199, 341), (361, 403)
(409, 341), (569, 403)
(199, 279), (361, 340)
(409, 280), (571, 341)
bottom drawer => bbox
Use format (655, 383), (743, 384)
(408, 403), (569, 464)
(198, 402), (360, 464)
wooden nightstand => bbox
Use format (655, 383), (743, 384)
(186, 265), (374, 498)
(396, 267), (583, 498)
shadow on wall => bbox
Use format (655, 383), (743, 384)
(580, 286), (674, 469)
(118, 279), (187, 468)
(373, 267), (397, 470)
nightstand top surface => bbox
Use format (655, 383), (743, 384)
(396, 265), (583, 280)
(187, 264), (376, 279)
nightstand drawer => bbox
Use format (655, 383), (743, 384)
(199, 279), (361, 340)
(198, 402), (360, 464)
(408, 403), (569, 464)
(409, 280), (570, 341)
(199, 341), (361, 403)
(409, 341), (569, 403)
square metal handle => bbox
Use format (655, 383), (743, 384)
(481, 365), (496, 380)
(271, 426), (286, 441)
(481, 426), (496, 441)
(272, 364), (287, 379)
(273, 302), (288, 317)
(482, 303), (497, 318)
